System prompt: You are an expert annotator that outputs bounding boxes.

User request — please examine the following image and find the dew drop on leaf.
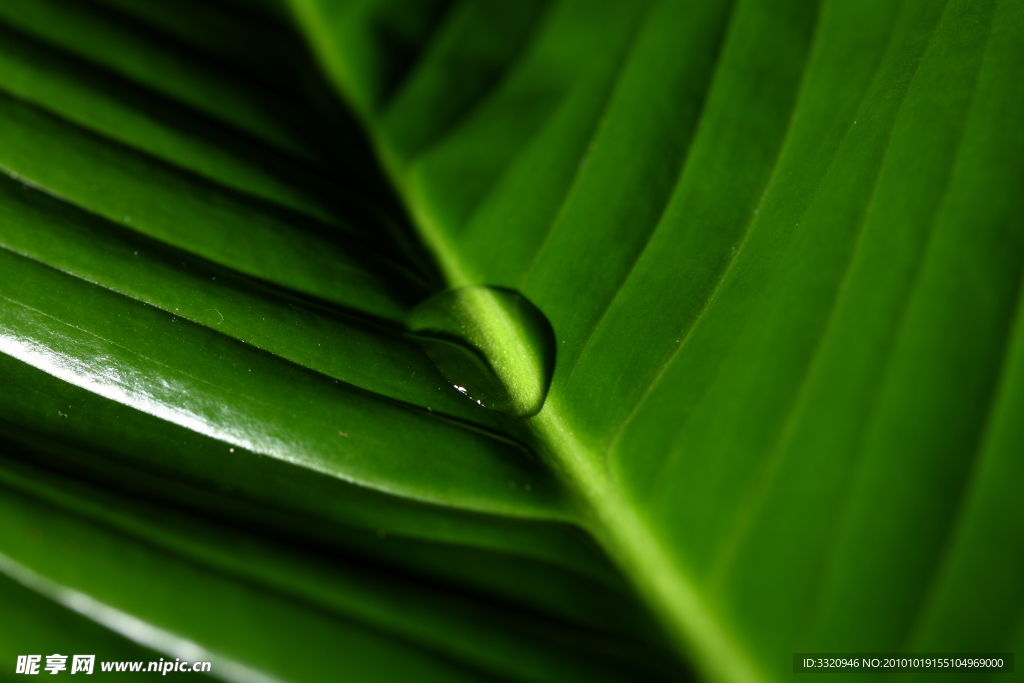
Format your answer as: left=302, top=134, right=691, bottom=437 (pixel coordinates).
left=407, top=286, right=555, bottom=417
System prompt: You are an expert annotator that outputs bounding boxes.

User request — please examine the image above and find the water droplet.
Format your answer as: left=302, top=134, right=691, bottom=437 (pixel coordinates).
left=407, top=287, right=555, bottom=417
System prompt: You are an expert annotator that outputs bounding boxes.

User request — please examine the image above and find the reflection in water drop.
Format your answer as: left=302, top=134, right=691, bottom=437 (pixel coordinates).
left=407, top=287, right=555, bottom=417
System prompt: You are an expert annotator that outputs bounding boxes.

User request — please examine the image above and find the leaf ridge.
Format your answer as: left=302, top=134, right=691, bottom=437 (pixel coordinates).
left=511, top=0, right=661, bottom=288
left=555, top=0, right=741, bottom=386
left=802, top=8, right=1002, bottom=642
left=380, top=0, right=554, bottom=162
left=889, top=5, right=1016, bottom=652
left=604, top=0, right=827, bottom=468
left=431, top=0, right=658, bottom=287
left=0, top=262, right=561, bottom=521
left=0, top=238, right=507, bottom=437
left=0, top=549, right=286, bottom=683
left=0, top=23, right=345, bottom=224
left=900, top=273, right=1024, bottom=655
left=705, top=0, right=954, bottom=585
left=0, top=3, right=315, bottom=160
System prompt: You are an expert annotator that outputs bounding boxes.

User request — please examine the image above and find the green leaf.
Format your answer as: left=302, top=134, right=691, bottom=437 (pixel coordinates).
left=2, top=0, right=1024, bottom=681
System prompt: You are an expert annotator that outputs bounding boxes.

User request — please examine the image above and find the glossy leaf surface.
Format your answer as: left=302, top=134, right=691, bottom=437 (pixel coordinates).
left=2, top=0, right=1023, bottom=682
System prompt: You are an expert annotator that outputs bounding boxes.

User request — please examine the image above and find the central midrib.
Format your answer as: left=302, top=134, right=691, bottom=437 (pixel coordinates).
left=388, top=161, right=765, bottom=683
left=532, top=401, right=763, bottom=683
